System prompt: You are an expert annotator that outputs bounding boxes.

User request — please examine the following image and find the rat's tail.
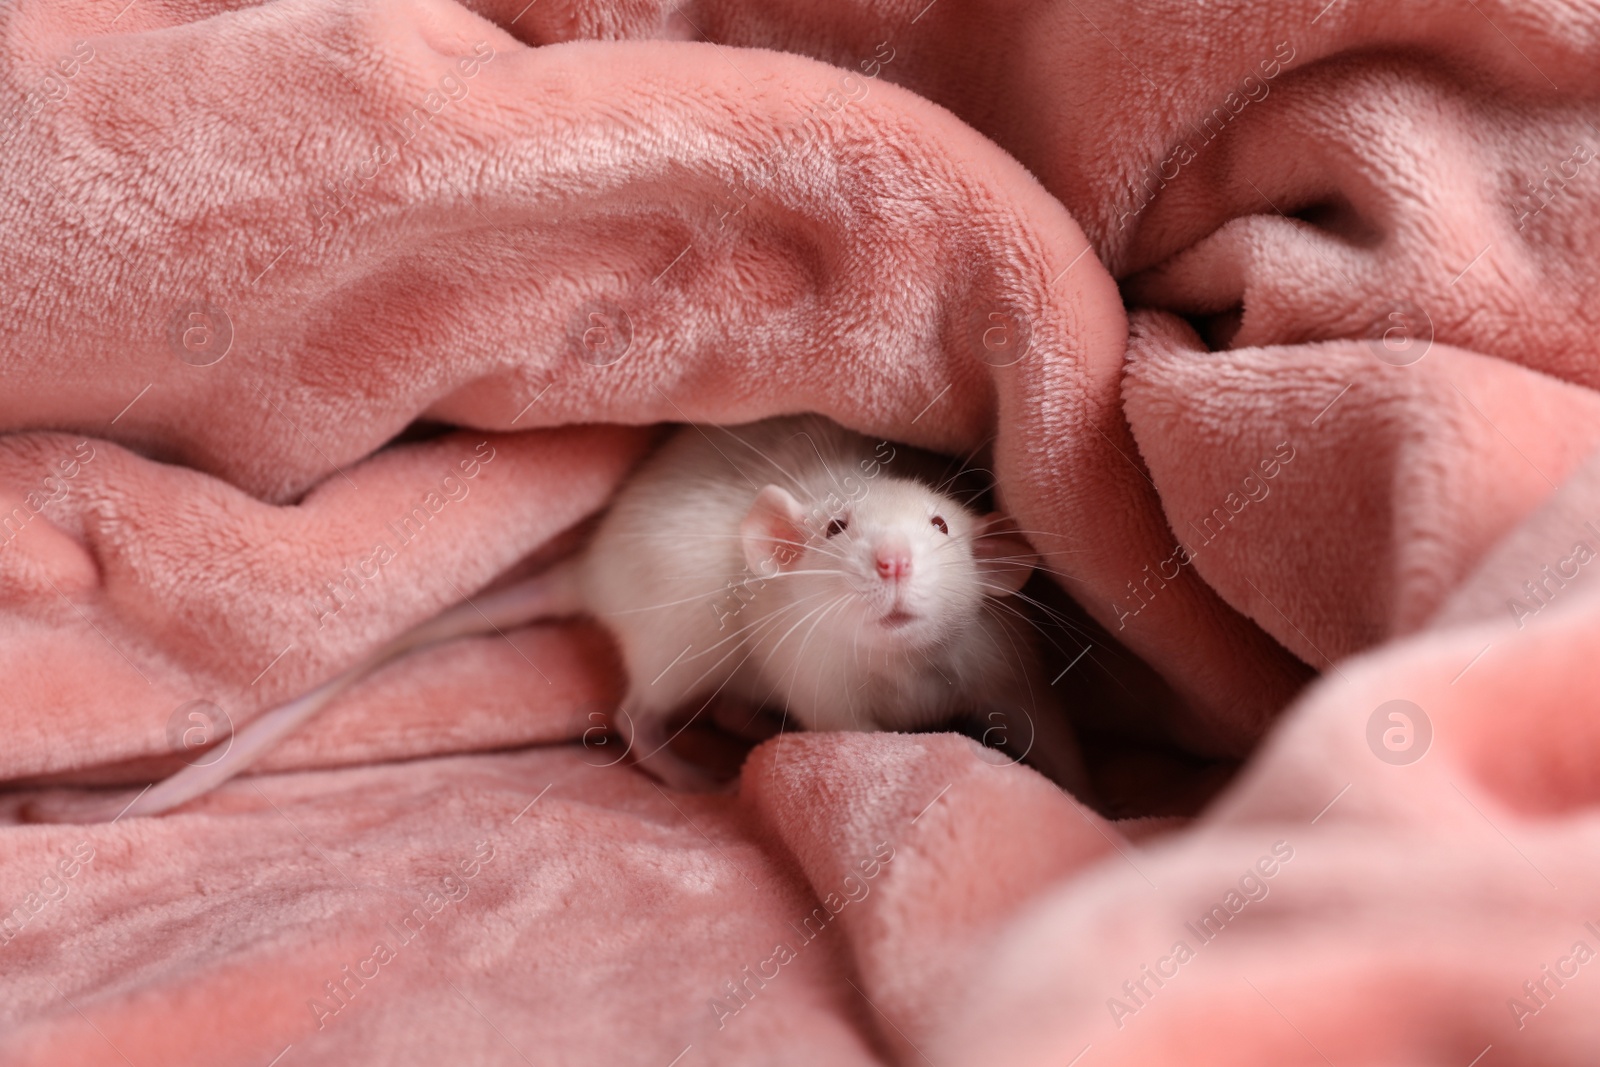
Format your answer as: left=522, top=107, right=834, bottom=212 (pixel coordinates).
left=25, top=562, right=586, bottom=824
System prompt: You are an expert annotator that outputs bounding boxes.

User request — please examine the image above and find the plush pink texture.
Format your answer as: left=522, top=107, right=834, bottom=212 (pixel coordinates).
left=2, top=0, right=1599, bottom=1063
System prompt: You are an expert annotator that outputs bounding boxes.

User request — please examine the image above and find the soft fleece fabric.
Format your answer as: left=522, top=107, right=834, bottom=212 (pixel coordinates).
left=2, top=0, right=1599, bottom=1063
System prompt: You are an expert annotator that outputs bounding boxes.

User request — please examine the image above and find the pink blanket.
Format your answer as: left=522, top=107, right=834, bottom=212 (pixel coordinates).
left=4, top=0, right=1600, bottom=1061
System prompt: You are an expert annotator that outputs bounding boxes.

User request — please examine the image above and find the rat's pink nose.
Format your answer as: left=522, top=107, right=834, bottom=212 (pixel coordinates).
left=875, top=547, right=912, bottom=580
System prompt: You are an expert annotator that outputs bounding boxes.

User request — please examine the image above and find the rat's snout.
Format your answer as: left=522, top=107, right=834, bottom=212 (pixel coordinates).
left=873, top=537, right=913, bottom=582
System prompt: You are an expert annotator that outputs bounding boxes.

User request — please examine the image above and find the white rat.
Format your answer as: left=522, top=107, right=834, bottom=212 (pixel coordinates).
left=40, top=415, right=1088, bottom=821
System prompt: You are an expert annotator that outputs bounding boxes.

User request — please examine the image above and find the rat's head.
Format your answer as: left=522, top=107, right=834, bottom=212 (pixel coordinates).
left=738, top=475, right=1037, bottom=650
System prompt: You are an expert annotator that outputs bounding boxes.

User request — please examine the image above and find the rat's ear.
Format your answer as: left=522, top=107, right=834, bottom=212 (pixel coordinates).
left=973, top=513, right=1037, bottom=596
left=741, top=485, right=809, bottom=575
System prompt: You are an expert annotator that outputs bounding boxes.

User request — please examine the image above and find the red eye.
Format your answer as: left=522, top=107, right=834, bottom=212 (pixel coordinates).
left=826, top=518, right=848, bottom=537
left=931, top=515, right=948, bottom=534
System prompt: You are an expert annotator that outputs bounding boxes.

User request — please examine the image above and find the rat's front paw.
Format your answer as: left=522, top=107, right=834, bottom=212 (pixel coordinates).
left=634, top=750, right=735, bottom=793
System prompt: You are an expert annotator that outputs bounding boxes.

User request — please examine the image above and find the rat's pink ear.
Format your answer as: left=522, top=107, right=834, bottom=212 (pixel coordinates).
left=741, top=485, right=808, bottom=575
left=973, top=513, right=1037, bottom=596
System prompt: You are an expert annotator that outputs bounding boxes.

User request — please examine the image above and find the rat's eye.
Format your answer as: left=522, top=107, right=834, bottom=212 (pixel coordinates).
left=826, top=518, right=848, bottom=537
left=930, top=515, right=948, bottom=534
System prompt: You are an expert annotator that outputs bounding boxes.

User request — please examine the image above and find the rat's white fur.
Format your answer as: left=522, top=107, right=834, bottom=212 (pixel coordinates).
left=582, top=415, right=1082, bottom=790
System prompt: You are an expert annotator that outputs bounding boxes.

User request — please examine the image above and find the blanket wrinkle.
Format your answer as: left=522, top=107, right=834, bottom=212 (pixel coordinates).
left=0, top=424, right=651, bottom=781
left=739, top=732, right=1118, bottom=1058
left=1123, top=312, right=1600, bottom=665
left=2, top=0, right=1600, bottom=1063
